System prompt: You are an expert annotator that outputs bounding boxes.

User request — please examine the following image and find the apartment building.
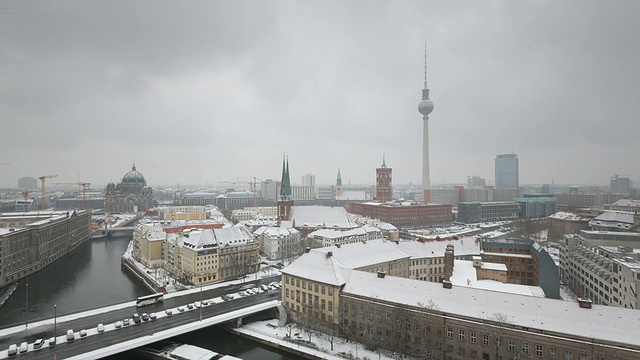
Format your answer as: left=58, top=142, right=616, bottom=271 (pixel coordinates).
left=307, top=226, right=383, bottom=248
left=253, top=227, right=301, bottom=261
left=559, top=233, right=640, bottom=309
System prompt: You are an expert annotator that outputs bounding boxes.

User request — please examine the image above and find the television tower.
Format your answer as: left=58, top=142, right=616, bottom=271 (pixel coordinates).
left=417, top=44, right=434, bottom=202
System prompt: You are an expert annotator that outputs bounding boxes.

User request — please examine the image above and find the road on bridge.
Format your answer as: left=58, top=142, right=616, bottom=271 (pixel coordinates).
left=0, top=277, right=281, bottom=359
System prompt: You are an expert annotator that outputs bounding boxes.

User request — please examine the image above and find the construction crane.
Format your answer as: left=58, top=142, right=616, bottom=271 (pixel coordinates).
left=38, top=175, right=58, bottom=210
left=220, top=177, right=263, bottom=207
left=56, top=182, right=92, bottom=209
left=20, top=190, right=38, bottom=212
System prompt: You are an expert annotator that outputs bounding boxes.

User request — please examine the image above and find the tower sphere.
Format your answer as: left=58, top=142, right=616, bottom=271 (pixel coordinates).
left=418, top=99, right=434, bottom=115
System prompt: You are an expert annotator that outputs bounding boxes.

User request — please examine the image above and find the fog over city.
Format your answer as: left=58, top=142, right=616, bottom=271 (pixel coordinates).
left=1, top=1, right=639, bottom=188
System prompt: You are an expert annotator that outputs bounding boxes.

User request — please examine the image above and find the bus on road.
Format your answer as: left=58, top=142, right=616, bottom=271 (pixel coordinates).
left=136, top=293, right=164, bottom=307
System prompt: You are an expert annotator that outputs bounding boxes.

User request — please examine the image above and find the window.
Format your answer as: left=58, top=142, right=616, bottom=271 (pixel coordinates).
left=296, top=279, right=300, bottom=287
left=482, top=334, right=489, bottom=346
left=550, top=347, right=558, bottom=360
left=470, top=331, right=477, bottom=344
left=286, top=276, right=289, bottom=284
left=302, top=281, right=306, bottom=289
left=565, top=350, right=573, bottom=360
left=285, top=289, right=289, bottom=297
left=315, top=284, right=319, bottom=292
left=579, top=352, right=588, bottom=360
left=508, top=340, right=515, bottom=351
left=536, top=344, right=543, bottom=357
left=447, top=327, right=453, bottom=338
left=459, top=329, right=465, bottom=341
left=470, top=349, right=477, bottom=358
left=321, top=299, right=325, bottom=309
left=321, top=286, right=326, bottom=294
left=328, top=301, right=333, bottom=311
left=328, top=287, right=333, bottom=296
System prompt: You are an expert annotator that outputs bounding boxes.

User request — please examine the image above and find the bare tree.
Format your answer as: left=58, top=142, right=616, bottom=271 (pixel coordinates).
left=415, top=300, right=443, bottom=360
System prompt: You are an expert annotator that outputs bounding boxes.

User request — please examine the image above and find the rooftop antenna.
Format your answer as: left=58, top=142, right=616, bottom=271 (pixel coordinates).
left=424, top=39, right=428, bottom=89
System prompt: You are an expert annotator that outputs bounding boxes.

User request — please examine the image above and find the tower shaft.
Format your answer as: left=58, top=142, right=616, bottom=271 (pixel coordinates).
left=422, top=114, right=430, bottom=192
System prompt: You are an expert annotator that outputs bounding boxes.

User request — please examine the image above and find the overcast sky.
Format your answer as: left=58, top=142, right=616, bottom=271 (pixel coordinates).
left=1, top=1, right=639, bottom=189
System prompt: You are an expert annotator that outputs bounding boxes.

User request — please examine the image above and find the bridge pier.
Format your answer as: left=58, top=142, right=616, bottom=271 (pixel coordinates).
left=236, top=317, right=244, bottom=328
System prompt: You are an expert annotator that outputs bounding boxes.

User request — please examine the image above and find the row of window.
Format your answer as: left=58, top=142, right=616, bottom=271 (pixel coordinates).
left=285, top=276, right=333, bottom=296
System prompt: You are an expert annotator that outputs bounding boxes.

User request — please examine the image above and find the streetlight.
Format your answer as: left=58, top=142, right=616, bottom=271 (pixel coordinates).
left=54, top=305, right=57, bottom=339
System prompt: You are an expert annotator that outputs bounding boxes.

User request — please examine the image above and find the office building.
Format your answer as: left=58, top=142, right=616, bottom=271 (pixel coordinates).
left=457, top=202, right=520, bottom=224
left=610, top=174, right=631, bottom=194
left=495, top=153, right=519, bottom=189
left=547, top=212, right=590, bottom=242
left=467, top=176, right=486, bottom=187
left=17, top=176, right=37, bottom=190
left=301, top=173, right=316, bottom=188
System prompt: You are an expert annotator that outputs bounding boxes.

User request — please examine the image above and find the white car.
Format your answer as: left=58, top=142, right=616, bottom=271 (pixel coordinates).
left=33, top=339, right=44, bottom=350
left=115, top=321, right=123, bottom=329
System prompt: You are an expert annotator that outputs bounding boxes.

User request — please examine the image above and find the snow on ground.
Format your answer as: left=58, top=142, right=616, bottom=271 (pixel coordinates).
left=237, top=319, right=403, bottom=360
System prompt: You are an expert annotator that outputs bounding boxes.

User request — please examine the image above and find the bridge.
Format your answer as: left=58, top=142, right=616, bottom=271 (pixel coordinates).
left=0, top=277, right=282, bottom=359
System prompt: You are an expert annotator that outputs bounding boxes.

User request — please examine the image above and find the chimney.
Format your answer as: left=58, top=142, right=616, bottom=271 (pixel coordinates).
left=327, top=251, right=333, bottom=257
left=377, top=270, right=386, bottom=278
left=442, top=280, right=452, bottom=289
left=444, top=244, right=454, bottom=281
left=578, top=298, right=592, bottom=309
left=305, top=247, right=311, bottom=253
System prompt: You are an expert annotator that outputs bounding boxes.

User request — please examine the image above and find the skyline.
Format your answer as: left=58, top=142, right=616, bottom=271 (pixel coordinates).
left=2, top=1, right=640, bottom=188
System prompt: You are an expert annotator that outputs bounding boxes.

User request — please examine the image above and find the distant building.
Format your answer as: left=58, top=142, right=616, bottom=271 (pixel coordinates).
left=547, top=211, right=590, bottom=242
left=607, top=199, right=640, bottom=213
left=18, top=176, right=37, bottom=190
left=291, top=185, right=315, bottom=201
left=157, top=206, right=208, bottom=221
left=108, top=163, right=154, bottom=213
left=492, top=187, right=523, bottom=202
left=495, top=153, right=519, bottom=189
left=541, top=183, right=551, bottom=194
left=430, top=188, right=461, bottom=206
left=301, top=173, right=316, bottom=188
left=348, top=201, right=452, bottom=228
left=316, top=186, right=334, bottom=200
left=375, top=157, right=392, bottom=203
left=457, top=201, right=520, bottom=224
left=180, top=192, right=217, bottom=206
left=260, top=179, right=280, bottom=202
left=610, top=174, right=631, bottom=194
left=215, top=191, right=256, bottom=210
left=589, top=211, right=640, bottom=232
left=515, top=197, right=557, bottom=218
left=555, top=192, right=626, bottom=209
left=307, top=226, right=383, bottom=248
left=467, top=175, right=486, bottom=187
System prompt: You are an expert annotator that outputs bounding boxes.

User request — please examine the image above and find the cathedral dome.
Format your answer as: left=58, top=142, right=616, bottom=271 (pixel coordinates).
left=106, top=181, right=116, bottom=190
left=121, top=164, right=146, bottom=185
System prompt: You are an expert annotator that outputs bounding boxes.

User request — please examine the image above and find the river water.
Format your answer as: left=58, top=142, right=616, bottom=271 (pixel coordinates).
left=0, top=233, right=299, bottom=359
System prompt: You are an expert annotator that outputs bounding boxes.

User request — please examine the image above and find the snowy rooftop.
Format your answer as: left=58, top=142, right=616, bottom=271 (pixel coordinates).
left=396, top=237, right=481, bottom=259
left=289, top=206, right=358, bottom=228
left=548, top=211, right=588, bottom=221
left=170, top=344, right=218, bottom=360
left=254, top=226, right=300, bottom=238
left=0, top=228, right=26, bottom=235
left=308, top=226, right=381, bottom=240
left=611, top=199, right=640, bottom=208
left=450, top=260, right=545, bottom=297
left=590, top=211, right=635, bottom=230
left=281, top=250, right=348, bottom=286
left=484, top=251, right=533, bottom=259
left=335, top=189, right=368, bottom=201
left=313, top=239, right=410, bottom=269
left=182, top=225, right=254, bottom=250
left=341, top=270, right=640, bottom=348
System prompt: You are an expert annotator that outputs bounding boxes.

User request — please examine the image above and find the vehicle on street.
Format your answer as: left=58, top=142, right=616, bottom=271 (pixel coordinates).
left=260, top=284, right=269, bottom=291
left=97, top=324, right=105, bottom=333
left=187, top=304, right=194, bottom=310
left=115, top=321, right=123, bottom=328
left=66, top=330, right=75, bottom=341
left=201, top=300, right=209, bottom=306
left=7, top=344, right=17, bottom=356
left=19, top=342, right=27, bottom=354
left=136, top=292, right=164, bottom=307
left=123, top=319, right=130, bottom=326
left=141, top=313, right=149, bottom=321
left=133, top=313, right=141, bottom=324
left=221, top=294, right=230, bottom=301
left=79, top=329, right=87, bottom=338
left=149, top=313, right=157, bottom=321
left=165, top=309, right=173, bottom=316
left=194, top=301, right=201, bottom=308
left=177, top=306, right=185, bottom=312
left=48, top=338, right=56, bottom=347
left=238, top=291, right=246, bottom=296
left=33, top=339, right=44, bottom=350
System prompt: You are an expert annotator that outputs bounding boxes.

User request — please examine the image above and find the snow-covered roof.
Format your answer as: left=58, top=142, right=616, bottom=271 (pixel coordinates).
left=254, top=226, right=300, bottom=238
left=289, top=206, right=357, bottom=228
left=312, top=239, right=410, bottom=269
left=281, top=250, right=348, bottom=286
left=0, top=228, right=26, bottom=235
left=341, top=270, right=640, bottom=348
left=182, top=224, right=254, bottom=250
left=308, top=226, right=381, bottom=240
left=335, top=190, right=368, bottom=201
left=611, top=199, right=640, bottom=208
left=396, top=237, right=481, bottom=259
left=590, top=211, right=635, bottom=230
left=548, top=211, right=588, bottom=221
left=450, top=260, right=544, bottom=297
left=169, top=344, right=218, bottom=360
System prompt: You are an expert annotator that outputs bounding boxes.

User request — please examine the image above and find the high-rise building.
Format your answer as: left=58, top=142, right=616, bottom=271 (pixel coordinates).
left=495, top=153, right=519, bottom=189
left=610, top=174, right=631, bottom=194
left=418, top=46, right=434, bottom=202
left=18, top=176, right=38, bottom=190
left=375, top=157, right=392, bottom=203
left=301, top=173, right=315, bottom=188
left=467, top=176, right=486, bottom=187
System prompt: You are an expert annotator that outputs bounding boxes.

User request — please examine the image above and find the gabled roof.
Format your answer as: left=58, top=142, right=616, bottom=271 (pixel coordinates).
left=312, top=238, right=410, bottom=269
left=281, top=251, right=347, bottom=286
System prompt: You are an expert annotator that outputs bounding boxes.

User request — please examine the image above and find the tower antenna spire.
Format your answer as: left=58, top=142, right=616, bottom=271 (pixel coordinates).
left=424, top=40, right=428, bottom=89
